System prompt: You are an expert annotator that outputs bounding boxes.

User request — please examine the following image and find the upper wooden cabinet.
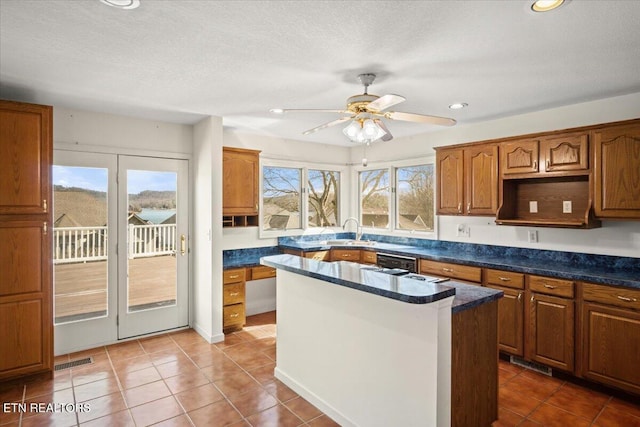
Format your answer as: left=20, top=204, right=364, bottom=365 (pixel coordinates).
left=436, top=143, right=498, bottom=216
left=593, top=122, right=640, bottom=219
left=223, top=147, right=261, bottom=226
left=501, top=132, right=589, bottom=177
left=0, top=100, right=52, bottom=215
left=0, top=100, right=53, bottom=382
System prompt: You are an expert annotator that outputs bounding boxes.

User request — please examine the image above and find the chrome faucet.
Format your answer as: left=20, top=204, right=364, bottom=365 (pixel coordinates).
left=342, top=217, right=362, bottom=241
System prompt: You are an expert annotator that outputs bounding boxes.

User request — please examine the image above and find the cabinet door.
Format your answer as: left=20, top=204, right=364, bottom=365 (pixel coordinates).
left=527, top=292, right=574, bottom=372
left=500, top=139, right=539, bottom=175
left=465, top=144, right=498, bottom=215
left=0, top=220, right=52, bottom=380
left=0, top=101, right=52, bottom=214
left=488, top=285, right=524, bottom=356
left=540, top=133, right=589, bottom=172
left=436, top=148, right=463, bottom=215
left=581, top=302, right=640, bottom=395
left=593, top=123, right=640, bottom=218
left=223, top=147, right=260, bottom=215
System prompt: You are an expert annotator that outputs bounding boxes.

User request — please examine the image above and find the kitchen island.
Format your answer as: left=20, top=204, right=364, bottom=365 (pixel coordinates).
left=261, top=254, right=503, bottom=427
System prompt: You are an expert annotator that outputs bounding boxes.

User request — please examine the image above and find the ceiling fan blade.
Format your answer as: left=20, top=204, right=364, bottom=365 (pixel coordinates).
left=302, top=117, right=353, bottom=135
left=374, top=119, right=393, bottom=142
left=366, top=94, right=406, bottom=112
left=385, top=111, right=456, bottom=126
left=271, top=108, right=350, bottom=114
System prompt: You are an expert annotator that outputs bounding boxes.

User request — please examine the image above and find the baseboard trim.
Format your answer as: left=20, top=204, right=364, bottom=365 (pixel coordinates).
left=274, top=367, right=354, bottom=427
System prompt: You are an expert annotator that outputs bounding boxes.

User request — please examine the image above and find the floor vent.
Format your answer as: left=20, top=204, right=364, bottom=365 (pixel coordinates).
left=509, top=356, right=552, bottom=376
left=54, top=357, right=93, bottom=371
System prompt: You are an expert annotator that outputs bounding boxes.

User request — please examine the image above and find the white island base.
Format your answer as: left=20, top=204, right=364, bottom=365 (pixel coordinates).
left=274, top=270, right=454, bottom=427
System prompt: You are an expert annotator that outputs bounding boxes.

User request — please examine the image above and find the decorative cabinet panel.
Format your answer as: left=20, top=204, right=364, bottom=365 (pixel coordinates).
left=540, top=133, right=589, bottom=172
left=581, top=283, right=640, bottom=395
left=436, top=144, right=498, bottom=216
left=0, top=101, right=51, bottom=215
left=500, top=138, right=540, bottom=175
left=436, top=148, right=463, bottom=215
left=526, top=289, right=575, bottom=373
left=485, top=269, right=525, bottom=356
left=0, top=99, right=53, bottom=382
left=593, top=122, right=640, bottom=219
left=223, top=147, right=261, bottom=226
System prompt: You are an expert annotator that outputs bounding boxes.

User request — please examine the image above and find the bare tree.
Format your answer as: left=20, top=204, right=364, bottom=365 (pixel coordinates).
left=308, top=170, right=338, bottom=226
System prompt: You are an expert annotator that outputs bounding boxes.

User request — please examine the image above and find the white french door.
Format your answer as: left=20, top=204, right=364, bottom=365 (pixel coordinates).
left=53, top=152, right=189, bottom=354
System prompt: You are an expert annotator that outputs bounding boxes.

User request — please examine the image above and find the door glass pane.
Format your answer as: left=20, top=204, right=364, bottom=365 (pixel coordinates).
left=308, top=170, right=339, bottom=227
left=127, top=170, right=177, bottom=312
left=53, top=166, right=108, bottom=324
left=360, top=169, right=390, bottom=229
left=396, top=165, right=435, bottom=231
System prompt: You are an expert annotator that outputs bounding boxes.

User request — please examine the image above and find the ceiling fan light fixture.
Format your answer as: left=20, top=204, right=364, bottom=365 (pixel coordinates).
left=343, top=119, right=386, bottom=144
left=449, top=102, right=468, bottom=110
left=531, top=0, right=565, bottom=12
left=99, top=0, right=141, bottom=9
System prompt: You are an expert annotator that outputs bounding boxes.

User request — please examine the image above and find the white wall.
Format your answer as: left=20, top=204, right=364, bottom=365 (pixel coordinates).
left=350, top=93, right=640, bottom=258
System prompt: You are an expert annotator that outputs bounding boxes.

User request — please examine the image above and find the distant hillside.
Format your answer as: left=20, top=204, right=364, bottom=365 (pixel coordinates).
left=128, top=190, right=176, bottom=211
left=54, top=186, right=176, bottom=212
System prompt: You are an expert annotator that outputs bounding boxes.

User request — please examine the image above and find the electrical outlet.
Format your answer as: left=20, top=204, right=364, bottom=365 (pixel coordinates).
left=528, top=230, right=538, bottom=243
left=529, top=201, right=538, bottom=213
left=456, top=224, right=470, bottom=238
left=563, top=200, right=572, bottom=213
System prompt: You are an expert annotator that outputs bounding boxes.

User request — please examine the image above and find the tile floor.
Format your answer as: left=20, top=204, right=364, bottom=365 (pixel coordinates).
left=0, top=311, right=638, bottom=427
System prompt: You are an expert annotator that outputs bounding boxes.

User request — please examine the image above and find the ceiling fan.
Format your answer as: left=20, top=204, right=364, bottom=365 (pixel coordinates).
left=270, top=73, right=456, bottom=144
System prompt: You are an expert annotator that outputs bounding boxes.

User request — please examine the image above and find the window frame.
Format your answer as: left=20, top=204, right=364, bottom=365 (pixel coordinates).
left=352, top=155, right=437, bottom=239
left=260, top=158, right=347, bottom=239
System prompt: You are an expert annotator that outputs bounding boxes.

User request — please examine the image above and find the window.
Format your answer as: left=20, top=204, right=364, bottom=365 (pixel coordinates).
left=262, top=166, right=302, bottom=230
left=358, top=161, right=435, bottom=234
left=308, top=169, right=340, bottom=227
left=359, top=169, right=390, bottom=229
left=396, top=165, right=434, bottom=231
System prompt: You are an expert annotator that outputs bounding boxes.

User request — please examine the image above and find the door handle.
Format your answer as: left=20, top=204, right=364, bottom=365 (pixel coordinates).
left=181, top=234, right=186, bottom=256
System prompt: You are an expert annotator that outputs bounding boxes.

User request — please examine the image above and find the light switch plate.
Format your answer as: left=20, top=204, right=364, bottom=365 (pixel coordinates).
left=563, top=200, right=572, bottom=213
left=529, top=201, right=538, bottom=213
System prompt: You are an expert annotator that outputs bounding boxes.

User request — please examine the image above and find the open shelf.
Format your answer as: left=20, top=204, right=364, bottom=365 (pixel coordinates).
left=496, top=176, right=601, bottom=229
left=223, top=215, right=259, bottom=227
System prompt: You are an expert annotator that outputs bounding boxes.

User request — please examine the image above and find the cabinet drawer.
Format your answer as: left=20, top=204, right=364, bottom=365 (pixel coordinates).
left=485, top=269, right=524, bottom=289
left=420, top=260, right=482, bottom=283
left=331, top=249, right=361, bottom=262
left=529, top=275, right=574, bottom=298
left=361, top=251, right=377, bottom=264
left=223, top=303, right=245, bottom=327
left=582, top=283, right=640, bottom=311
left=223, top=268, right=245, bottom=284
left=223, top=283, right=245, bottom=305
left=251, top=266, right=276, bottom=280
left=304, top=250, right=330, bottom=261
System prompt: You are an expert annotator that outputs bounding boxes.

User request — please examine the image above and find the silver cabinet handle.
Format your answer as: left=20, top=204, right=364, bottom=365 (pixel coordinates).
left=457, top=203, right=462, bottom=214
left=499, top=277, right=511, bottom=282
left=442, top=268, right=453, bottom=273
left=229, top=274, right=240, bottom=279
left=467, top=202, right=471, bottom=214
left=533, top=160, right=537, bottom=170
left=546, top=160, right=550, bottom=170
left=617, top=295, right=638, bottom=302
left=230, top=313, right=239, bottom=318
left=543, top=284, right=557, bottom=289
left=229, top=292, right=240, bottom=296
left=517, top=292, right=522, bottom=302
left=531, top=295, right=535, bottom=302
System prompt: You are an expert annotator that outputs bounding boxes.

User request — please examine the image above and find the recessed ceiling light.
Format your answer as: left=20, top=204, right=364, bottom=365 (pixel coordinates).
left=100, top=0, right=140, bottom=10
left=270, top=108, right=284, bottom=114
left=531, top=0, right=565, bottom=12
left=449, top=103, right=468, bottom=110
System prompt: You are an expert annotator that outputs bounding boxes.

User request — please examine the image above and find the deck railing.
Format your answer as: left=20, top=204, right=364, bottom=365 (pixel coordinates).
left=53, top=224, right=177, bottom=264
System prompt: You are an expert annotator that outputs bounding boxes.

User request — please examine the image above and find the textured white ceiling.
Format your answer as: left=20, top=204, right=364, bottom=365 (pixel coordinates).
left=1, top=0, right=640, bottom=146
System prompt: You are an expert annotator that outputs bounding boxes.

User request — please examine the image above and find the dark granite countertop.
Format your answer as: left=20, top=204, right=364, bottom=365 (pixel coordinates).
left=278, top=240, right=640, bottom=290
left=261, top=254, right=502, bottom=313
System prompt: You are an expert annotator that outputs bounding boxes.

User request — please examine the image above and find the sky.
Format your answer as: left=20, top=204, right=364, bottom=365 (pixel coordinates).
left=53, top=166, right=177, bottom=194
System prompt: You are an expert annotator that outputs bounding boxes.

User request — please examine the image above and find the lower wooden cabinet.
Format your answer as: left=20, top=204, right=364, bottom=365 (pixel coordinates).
left=488, top=286, right=524, bottom=356
left=223, top=268, right=246, bottom=332
left=330, top=249, right=361, bottom=262
left=526, top=292, right=574, bottom=372
left=580, top=283, right=640, bottom=395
